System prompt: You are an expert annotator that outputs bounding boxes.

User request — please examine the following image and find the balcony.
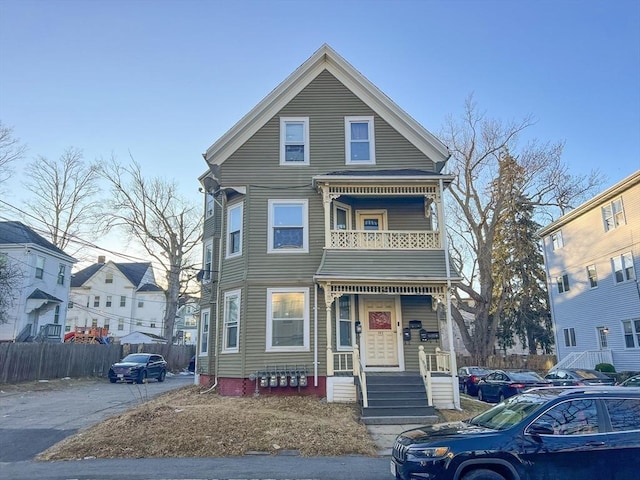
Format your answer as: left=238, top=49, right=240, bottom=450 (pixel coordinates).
left=329, top=230, right=441, bottom=250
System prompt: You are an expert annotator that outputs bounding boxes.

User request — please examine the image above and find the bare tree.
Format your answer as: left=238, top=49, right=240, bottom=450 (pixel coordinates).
left=23, top=147, right=100, bottom=252
left=0, top=121, right=27, bottom=192
left=441, top=97, right=603, bottom=363
left=0, top=253, right=23, bottom=325
left=99, top=158, right=202, bottom=343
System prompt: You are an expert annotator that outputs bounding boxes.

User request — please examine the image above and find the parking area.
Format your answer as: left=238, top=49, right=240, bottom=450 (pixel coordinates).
left=0, top=373, right=193, bottom=462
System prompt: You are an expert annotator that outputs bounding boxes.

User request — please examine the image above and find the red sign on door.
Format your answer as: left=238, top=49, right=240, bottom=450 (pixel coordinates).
left=369, top=311, right=391, bottom=330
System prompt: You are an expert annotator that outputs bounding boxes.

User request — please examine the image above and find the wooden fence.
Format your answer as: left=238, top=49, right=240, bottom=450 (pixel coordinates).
left=457, top=354, right=557, bottom=373
left=0, top=343, right=195, bottom=384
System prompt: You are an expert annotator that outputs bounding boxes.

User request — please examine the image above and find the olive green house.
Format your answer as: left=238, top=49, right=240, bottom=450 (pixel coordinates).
left=197, top=45, right=462, bottom=414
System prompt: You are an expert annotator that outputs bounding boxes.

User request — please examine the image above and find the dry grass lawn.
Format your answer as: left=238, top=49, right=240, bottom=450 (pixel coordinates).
left=36, top=385, right=491, bottom=461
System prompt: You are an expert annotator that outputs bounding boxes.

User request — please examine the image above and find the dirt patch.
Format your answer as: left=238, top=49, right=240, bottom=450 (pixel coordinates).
left=0, top=377, right=99, bottom=394
left=37, top=386, right=379, bottom=459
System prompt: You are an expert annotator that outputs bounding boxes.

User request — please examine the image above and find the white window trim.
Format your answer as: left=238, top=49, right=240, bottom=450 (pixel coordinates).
left=345, top=116, right=375, bottom=165
left=333, top=201, right=352, bottom=230
left=200, top=309, right=210, bottom=355
left=226, top=202, right=243, bottom=259
left=551, top=231, right=563, bottom=250
left=267, top=199, right=309, bottom=253
left=602, top=197, right=626, bottom=232
left=203, top=239, right=213, bottom=283
left=222, top=289, right=241, bottom=353
left=280, top=117, right=310, bottom=165
left=205, top=193, right=215, bottom=219
left=266, top=287, right=309, bottom=352
left=336, top=294, right=354, bottom=351
left=622, top=319, right=640, bottom=349
left=612, top=252, right=635, bottom=284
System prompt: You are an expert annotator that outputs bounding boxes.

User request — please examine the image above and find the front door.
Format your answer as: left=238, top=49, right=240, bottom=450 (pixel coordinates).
left=356, top=210, right=387, bottom=249
left=361, top=297, right=400, bottom=370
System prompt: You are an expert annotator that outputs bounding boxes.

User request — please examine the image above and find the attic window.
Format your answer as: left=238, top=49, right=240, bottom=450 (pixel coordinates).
left=105, top=273, right=113, bottom=284
left=345, top=116, right=375, bottom=164
left=280, top=117, right=309, bottom=165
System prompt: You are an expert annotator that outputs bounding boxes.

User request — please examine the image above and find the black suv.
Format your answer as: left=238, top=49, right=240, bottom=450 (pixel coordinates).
left=391, top=386, right=640, bottom=480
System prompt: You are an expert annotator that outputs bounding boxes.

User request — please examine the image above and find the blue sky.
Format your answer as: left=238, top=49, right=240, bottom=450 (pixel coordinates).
left=1, top=0, right=639, bottom=226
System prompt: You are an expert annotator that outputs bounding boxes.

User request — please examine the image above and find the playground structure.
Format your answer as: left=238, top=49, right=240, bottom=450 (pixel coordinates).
left=64, top=327, right=110, bottom=344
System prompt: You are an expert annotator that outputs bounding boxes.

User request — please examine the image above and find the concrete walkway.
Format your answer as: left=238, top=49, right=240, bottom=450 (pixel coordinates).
left=366, top=423, right=425, bottom=455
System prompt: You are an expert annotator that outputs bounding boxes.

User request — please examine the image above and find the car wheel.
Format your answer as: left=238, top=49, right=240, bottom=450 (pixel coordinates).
left=462, top=469, right=506, bottom=480
left=499, top=393, right=505, bottom=403
left=109, top=377, right=117, bottom=384
left=137, top=370, right=147, bottom=384
left=158, top=369, right=166, bottom=382
left=477, top=389, right=484, bottom=402
left=463, top=383, right=469, bottom=395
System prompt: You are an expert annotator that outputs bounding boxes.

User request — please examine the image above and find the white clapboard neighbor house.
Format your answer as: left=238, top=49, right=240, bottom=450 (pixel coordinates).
left=539, top=170, right=640, bottom=372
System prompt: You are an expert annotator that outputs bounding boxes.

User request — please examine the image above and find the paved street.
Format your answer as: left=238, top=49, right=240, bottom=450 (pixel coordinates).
left=0, top=375, right=394, bottom=480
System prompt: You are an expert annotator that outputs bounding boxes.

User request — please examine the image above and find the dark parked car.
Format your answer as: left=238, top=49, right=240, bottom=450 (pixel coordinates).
left=458, top=366, right=491, bottom=396
left=620, top=374, right=640, bottom=387
left=391, top=386, right=640, bottom=480
left=477, top=370, right=551, bottom=403
left=108, top=353, right=167, bottom=384
left=544, top=368, right=616, bottom=387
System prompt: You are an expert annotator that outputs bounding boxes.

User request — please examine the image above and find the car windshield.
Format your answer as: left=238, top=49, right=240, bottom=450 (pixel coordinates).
left=509, top=372, right=544, bottom=382
left=467, top=393, right=549, bottom=430
left=469, top=368, right=490, bottom=375
left=573, top=369, right=604, bottom=379
left=121, top=354, right=150, bottom=363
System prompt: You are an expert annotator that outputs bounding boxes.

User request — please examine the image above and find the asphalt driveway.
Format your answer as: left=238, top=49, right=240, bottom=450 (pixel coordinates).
left=0, top=373, right=193, bottom=462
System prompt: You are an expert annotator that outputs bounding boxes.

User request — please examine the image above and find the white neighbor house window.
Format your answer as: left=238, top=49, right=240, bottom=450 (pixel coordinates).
left=266, top=287, right=309, bottom=352
left=336, top=295, right=353, bottom=350
left=564, top=328, right=576, bottom=347
left=602, top=198, right=625, bottom=232
left=57, top=264, right=66, bottom=285
left=267, top=199, right=308, bottom=253
left=223, top=289, right=241, bottom=353
left=586, top=264, right=598, bottom=288
left=612, top=252, right=635, bottom=284
left=345, top=116, right=375, bottom=164
left=203, top=239, right=213, bottom=283
left=556, top=274, right=570, bottom=293
left=227, top=203, right=243, bottom=258
left=280, top=117, right=309, bottom=165
left=35, top=256, right=45, bottom=279
left=200, top=309, right=210, bottom=355
left=622, top=319, right=640, bottom=348
left=550, top=231, right=563, bottom=250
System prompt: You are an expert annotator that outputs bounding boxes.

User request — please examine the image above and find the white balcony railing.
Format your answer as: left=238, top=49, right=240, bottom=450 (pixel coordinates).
left=330, top=230, right=441, bottom=249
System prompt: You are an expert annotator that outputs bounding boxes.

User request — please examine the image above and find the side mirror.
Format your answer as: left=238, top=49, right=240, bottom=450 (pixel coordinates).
left=528, top=422, right=555, bottom=436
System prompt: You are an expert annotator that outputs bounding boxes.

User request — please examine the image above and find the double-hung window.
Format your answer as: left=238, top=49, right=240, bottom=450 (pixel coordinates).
left=602, top=198, right=625, bottom=231
left=280, top=117, right=309, bottom=165
left=223, top=289, right=241, bottom=353
left=266, top=288, right=309, bottom=351
left=94, top=296, right=100, bottom=307
left=227, top=203, right=243, bottom=258
left=106, top=296, right=112, bottom=307
left=622, top=319, right=640, bottom=348
left=35, top=256, right=45, bottom=279
left=118, top=318, right=124, bottom=331
left=564, top=327, right=576, bottom=347
left=200, top=309, right=210, bottom=355
left=53, top=305, right=60, bottom=324
left=612, top=252, right=635, bottom=284
left=268, top=199, right=308, bottom=253
left=203, top=239, right=213, bottom=282
left=57, top=264, right=65, bottom=285
left=336, top=295, right=353, bottom=350
left=205, top=193, right=215, bottom=219
left=105, top=273, right=113, bottom=284
left=345, top=116, right=375, bottom=164
left=551, top=231, right=563, bottom=250
left=586, top=264, right=598, bottom=288
left=120, top=295, right=126, bottom=307
left=556, top=274, right=570, bottom=293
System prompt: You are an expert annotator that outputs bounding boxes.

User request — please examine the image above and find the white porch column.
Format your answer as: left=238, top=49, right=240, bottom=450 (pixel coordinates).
left=321, top=185, right=332, bottom=248
left=440, top=178, right=461, bottom=409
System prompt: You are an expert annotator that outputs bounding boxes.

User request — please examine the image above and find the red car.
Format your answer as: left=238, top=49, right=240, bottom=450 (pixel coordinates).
left=458, top=366, right=491, bottom=396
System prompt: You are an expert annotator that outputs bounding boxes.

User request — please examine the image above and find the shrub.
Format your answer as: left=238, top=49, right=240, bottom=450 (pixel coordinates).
left=595, top=363, right=616, bottom=373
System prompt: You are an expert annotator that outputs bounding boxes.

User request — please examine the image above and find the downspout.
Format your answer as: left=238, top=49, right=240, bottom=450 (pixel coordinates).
left=201, top=190, right=225, bottom=393
left=540, top=237, right=560, bottom=364
left=440, top=178, right=461, bottom=410
left=314, top=283, right=318, bottom=387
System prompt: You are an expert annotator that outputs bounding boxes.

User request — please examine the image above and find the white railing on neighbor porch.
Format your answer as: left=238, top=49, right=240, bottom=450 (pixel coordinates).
left=418, top=346, right=452, bottom=406
left=553, top=350, right=614, bottom=370
left=353, top=345, right=368, bottom=408
left=330, top=230, right=440, bottom=249
left=332, top=351, right=354, bottom=374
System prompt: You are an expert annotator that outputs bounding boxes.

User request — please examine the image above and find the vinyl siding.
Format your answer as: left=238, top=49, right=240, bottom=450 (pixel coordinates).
left=400, top=296, right=439, bottom=371
left=543, top=174, right=640, bottom=371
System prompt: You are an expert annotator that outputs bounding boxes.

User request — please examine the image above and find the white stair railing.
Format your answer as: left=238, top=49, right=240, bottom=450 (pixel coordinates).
left=353, top=344, right=368, bottom=408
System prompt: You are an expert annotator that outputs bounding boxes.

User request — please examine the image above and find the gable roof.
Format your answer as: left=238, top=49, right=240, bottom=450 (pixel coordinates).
left=204, top=44, right=450, bottom=167
left=137, top=283, right=163, bottom=293
left=0, top=221, right=75, bottom=261
left=71, top=262, right=153, bottom=288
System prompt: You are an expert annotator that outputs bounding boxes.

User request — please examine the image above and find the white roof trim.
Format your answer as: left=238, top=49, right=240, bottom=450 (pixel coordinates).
left=537, top=170, right=640, bottom=236
left=204, top=44, right=450, bottom=166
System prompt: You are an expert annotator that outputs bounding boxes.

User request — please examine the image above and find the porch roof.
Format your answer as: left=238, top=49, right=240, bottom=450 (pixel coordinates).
left=314, top=250, right=461, bottom=282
